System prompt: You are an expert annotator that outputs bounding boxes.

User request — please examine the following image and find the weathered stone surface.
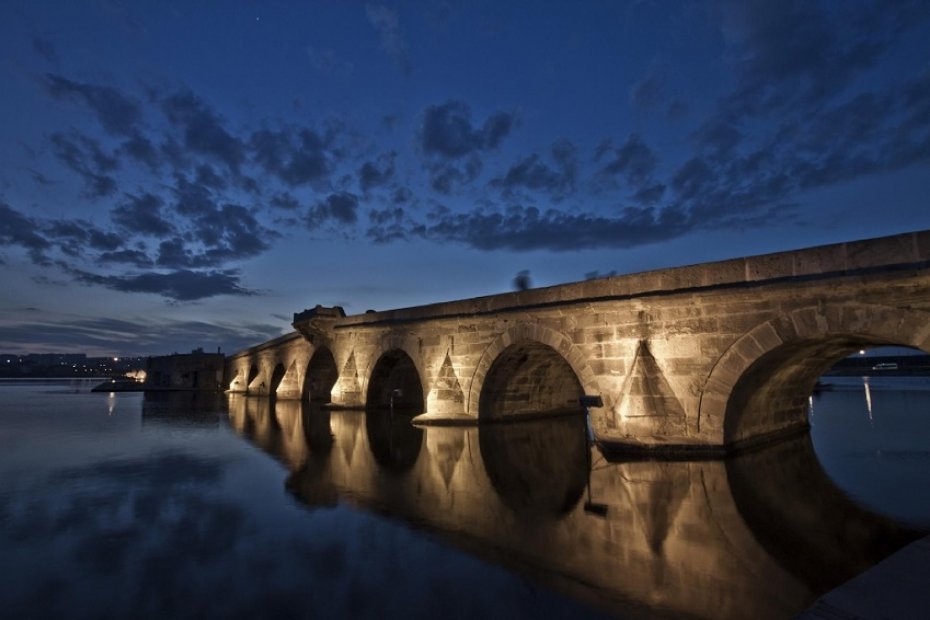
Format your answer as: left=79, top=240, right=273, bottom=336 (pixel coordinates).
left=746, top=252, right=793, bottom=281
left=916, top=230, right=930, bottom=260
left=231, top=229, right=930, bottom=451
left=847, top=234, right=918, bottom=269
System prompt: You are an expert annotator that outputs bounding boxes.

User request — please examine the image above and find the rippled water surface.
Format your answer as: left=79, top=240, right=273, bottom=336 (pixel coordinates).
left=0, top=378, right=927, bottom=619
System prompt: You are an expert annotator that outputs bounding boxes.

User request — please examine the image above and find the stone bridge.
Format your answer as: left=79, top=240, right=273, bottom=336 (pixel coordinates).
left=226, top=229, right=930, bottom=453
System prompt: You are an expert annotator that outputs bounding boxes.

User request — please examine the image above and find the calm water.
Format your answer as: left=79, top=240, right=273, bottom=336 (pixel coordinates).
left=0, top=378, right=927, bottom=619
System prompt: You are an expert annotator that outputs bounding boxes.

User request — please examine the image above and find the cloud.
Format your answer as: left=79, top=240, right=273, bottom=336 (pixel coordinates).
left=632, top=183, right=666, bottom=206
left=31, top=36, right=57, bottom=63
left=718, top=1, right=929, bottom=116
left=189, top=204, right=277, bottom=265
left=428, top=157, right=481, bottom=194
left=365, top=3, right=411, bottom=75
left=194, top=164, right=227, bottom=190
left=366, top=206, right=416, bottom=243
left=666, top=99, right=688, bottom=119
left=391, top=187, right=412, bottom=204
left=491, top=140, right=577, bottom=199
left=42, top=219, right=122, bottom=256
left=482, top=112, right=516, bottom=150
left=48, top=132, right=119, bottom=198
left=415, top=100, right=508, bottom=194
left=270, top=192, right=300, bottom=210
left=358, top=151, right=396, bottom=192
left=0, top=202, right=152, bottom=268
left=308, top=192, right=359, bottom=229
left=0, top=312, right=284, bottom=355
left=596, top=134, right=659, bottom=192
left=0, top=201, right=50, bottom=263
left=44, top=74, right=141, bottom=136
left=419, top=100, right=516, bottom=159
left=250, top=128, right=331, bottom=187
left=119, top=134, right=162, bottom=170
left=97, top=248, right=153, bottom=268
left=29, top=169, right=55, bottom=187
left=161, top=92, right=245, bottom=172
left=67, top=267, right=258, bottom=301
left=694, top=120, right=743, bottom=158
left=171, top=177, right=217, bottom=218
left=629, top=73, right=665, bottom=111
left=111, top=193, right=175, bottom=237
left=668, top=70, right=930, bottom=222
left=407, top=204, right=691, bottom=251
left=307, top=47, right=354, bottom=76
left=152, top=189, right=277, bottom=269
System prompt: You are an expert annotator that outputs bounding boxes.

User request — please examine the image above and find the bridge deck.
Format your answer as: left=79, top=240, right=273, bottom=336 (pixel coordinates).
left=335, top=230, right=930, bottom=327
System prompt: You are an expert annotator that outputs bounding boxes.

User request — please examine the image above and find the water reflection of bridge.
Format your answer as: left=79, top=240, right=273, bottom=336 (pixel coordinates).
left=227, top=395, right=919, bottom=619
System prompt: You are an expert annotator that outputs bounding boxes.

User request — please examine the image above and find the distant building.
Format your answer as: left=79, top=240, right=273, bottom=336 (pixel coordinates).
left=144, top=348, right=225, bottom=391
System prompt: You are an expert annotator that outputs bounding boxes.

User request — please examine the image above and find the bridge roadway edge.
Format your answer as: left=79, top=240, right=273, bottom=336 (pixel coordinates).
left=333, top=260, right=930, bottom=330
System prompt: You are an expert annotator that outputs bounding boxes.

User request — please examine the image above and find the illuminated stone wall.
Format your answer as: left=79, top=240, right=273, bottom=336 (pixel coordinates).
left=225, top=332, right=311, bottom=399
left=229, top=229, right=930, bottom=450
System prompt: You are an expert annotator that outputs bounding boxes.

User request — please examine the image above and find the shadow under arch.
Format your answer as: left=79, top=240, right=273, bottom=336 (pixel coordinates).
left=302, top=402, right=335, bottom=456
left=303, top=347, right=338, bottom=404
left=479, top=414, right=589, bottom=519
left=698, top=304, right=930, bottom=446
left=246, top=363, right=259, bottom=394
left=366, top=349, right=425, bottom=412
left=726, top=434, right=924, bottom=594
left=479, top=341, right=585, bottom=421
left=467, top=324, right=597, bottom=417
left=268, top=362, right=287, bottom=400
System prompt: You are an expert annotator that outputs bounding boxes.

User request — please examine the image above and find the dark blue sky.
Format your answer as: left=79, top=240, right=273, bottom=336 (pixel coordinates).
left=1, top=1, right=929, bottom=355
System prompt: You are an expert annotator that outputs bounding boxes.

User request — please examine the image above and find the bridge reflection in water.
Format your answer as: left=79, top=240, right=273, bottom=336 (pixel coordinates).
left=227, top=394, right=920, bottom=619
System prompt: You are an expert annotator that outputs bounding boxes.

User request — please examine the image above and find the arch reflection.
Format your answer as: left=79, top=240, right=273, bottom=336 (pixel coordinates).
left=365, top=405, right=424, bottom=473
left=479, top=414, right=588, bottom=518
left=726, top=434, right=922, bottom=594
left=302, top=403, right=334, bottom=455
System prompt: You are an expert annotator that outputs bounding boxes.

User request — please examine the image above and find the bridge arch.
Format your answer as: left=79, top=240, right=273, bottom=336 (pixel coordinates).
left=365, top=348, right=426, bottom=413
left=699, top=303, right=930, bottom=446
left=468, top=323, right=599, bottom=420
left=246, top=363, right=260, bottom=394
left=303, top=347, right=338, bottom=404
left=269, top=362, right=287, bottom=399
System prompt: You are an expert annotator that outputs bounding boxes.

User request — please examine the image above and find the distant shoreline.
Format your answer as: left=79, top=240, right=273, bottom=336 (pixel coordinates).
left=824, top=354, right=930, bottom=377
